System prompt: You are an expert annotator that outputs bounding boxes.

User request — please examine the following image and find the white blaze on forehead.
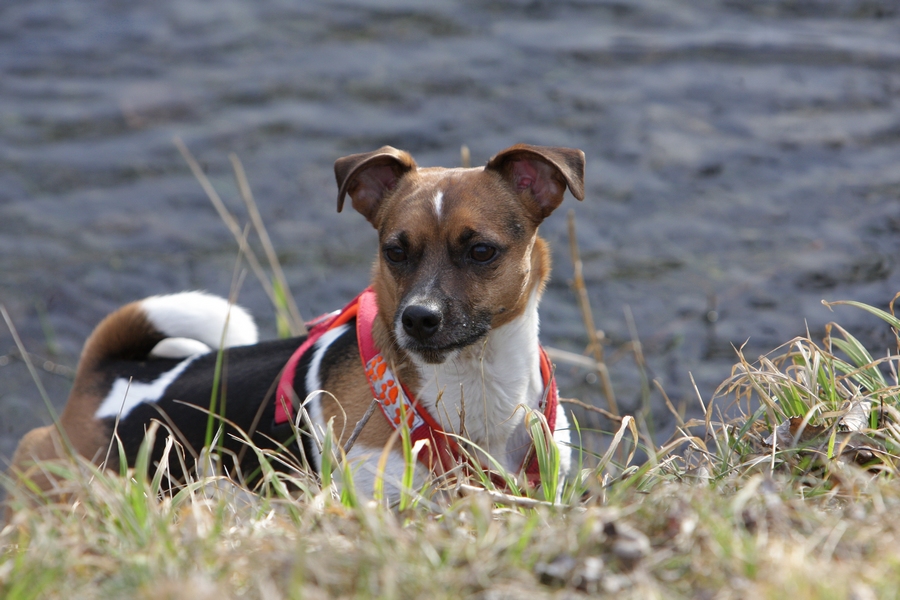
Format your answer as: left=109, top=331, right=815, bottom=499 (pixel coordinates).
left=432, top=190, right=444, bottom=219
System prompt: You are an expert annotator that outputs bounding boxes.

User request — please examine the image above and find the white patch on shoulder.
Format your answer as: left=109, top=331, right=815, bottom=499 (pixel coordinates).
left=95, top=355, right=200, bottom=419
left=432, top=190, right=443, bottom=219
left=302, top=323, right=351, bottom=472
left=150, top=337, right=212, bottom=358
left=141, top=292, right=258, bottom=349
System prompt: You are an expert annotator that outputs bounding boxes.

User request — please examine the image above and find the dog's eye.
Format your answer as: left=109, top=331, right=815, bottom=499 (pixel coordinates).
left=469, top=243, right=497, bottom=264
left=384, top=246, right=408, bottom=264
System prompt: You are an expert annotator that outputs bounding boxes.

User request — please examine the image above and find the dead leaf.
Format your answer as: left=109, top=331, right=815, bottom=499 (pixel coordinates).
left=838, top=399, right=872, bottom=432
left=763, top=415, right=886, bottom=468
left=764, top=417, right=826, bottom=448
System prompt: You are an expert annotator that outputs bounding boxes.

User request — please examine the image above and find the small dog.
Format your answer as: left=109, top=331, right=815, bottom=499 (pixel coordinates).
left=8, top=143, right=585, bottom=499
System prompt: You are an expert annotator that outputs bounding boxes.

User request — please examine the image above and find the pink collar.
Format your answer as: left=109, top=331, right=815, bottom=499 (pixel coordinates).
left=276, top=287, right=559, bottom=485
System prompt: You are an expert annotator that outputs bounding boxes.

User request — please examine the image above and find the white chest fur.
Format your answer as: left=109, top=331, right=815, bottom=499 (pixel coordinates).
left=411, top=290, right=546, bottom=472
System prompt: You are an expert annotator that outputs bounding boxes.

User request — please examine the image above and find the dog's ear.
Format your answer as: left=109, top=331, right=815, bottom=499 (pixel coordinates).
left=335, top=146, right=417, bottom=224
left=486, top=144, right=585, bottom=220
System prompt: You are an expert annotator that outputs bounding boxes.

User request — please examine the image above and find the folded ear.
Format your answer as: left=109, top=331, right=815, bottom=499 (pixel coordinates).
left=486, top=144, right=585, bottom=220
left=334, top=146, right=417, bottom=225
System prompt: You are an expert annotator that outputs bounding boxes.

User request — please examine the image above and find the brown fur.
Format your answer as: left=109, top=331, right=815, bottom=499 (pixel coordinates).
left=8, top=303, right=160, bottom=485
left=318, top=334, right=395, bottom=451
left=56, top=303, right=163, bottom=465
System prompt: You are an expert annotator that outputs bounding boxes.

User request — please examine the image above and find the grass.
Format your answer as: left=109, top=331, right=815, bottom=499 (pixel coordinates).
left=4, top=388, right=900, bottom=599
left=3, top=146, right=900, bottom=598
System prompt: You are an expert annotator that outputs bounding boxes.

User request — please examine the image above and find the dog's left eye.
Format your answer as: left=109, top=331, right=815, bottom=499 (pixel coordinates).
left=384, top=246, right=408, bottom=263
left=468, top=244, right=497, bottom=264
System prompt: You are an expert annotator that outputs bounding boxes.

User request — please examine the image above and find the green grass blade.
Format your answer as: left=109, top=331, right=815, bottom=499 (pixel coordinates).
left=831, top=337, right=886, bottom=390
left=824, top=299, right=900, bottom=331
left=526, top=409, right=560, bottom=503
left=273, top=279, right=293, bottom=340
left=320, top=417, right=335, bottom=490
left=340, top=459, right=359, bottom=508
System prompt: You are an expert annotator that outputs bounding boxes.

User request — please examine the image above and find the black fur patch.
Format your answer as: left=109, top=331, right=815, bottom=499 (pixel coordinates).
left=104, top=335, right=318, bottom=486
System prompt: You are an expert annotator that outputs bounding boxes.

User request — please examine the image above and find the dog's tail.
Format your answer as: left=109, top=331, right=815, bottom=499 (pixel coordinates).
left=77, top=291, right=259, bottom=370
left=6, top=293, right=258, bottom=492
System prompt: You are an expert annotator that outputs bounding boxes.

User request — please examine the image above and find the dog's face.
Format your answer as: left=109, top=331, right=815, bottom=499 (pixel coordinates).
left=335, top=144, right=585, bottom=364
left=372, top=167, right=542, bottom=364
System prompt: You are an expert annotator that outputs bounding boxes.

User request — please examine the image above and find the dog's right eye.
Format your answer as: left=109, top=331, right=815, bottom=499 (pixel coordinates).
left=384, top=246, right=408, bottom=264
left=468, top=243, right=497, bottom=264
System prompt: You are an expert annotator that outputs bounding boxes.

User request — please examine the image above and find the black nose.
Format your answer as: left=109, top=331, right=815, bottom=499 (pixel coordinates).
left=401, top=304, right=442, bottom=342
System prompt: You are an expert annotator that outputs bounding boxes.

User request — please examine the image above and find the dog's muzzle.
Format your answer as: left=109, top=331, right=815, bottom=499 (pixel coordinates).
left=395, top=296, right=493, bottom=365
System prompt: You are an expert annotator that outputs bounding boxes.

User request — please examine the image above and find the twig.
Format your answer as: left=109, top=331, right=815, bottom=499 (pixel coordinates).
left=560, top=398, right=623, bottom=422
left=0, top=349, right=75, bottom=379
left=655, top=378, right=685, bottom=429
left=598, top=415, right=637, bottom=473
left=460, top=145, right=471, bottom=168
left=102, top=377, right=133, bottom=471
left=343, top=398, right=380, bottom=455
left=544, top=346, right=599, bottom=370
left=567, top=210, right=618, bottom=416
left=173, top=137, right=303, bottom=337
left=1, top=304, right=76, bottom=457
left=624, top=304, right=655, bottom=445
left=229, top=153, right=307, bottom=336
left=458, top=483, right=555, bottom=508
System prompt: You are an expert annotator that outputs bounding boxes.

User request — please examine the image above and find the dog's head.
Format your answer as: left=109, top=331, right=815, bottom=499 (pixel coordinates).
left=335, top=144, right=585, bottom=364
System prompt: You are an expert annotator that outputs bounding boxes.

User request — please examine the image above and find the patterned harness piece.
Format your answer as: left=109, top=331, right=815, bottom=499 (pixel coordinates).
left=275, top=288, right=559, bottom=485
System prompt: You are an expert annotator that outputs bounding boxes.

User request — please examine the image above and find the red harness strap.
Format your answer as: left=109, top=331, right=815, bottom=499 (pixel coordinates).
left=355, top=289, right=461, bottom=475
left=274, top=294, right=361, bottom=425
left=276, top=287, right=559, bottom=486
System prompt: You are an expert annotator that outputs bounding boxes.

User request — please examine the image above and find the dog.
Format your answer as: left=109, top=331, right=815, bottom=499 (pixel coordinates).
left=7, top=143, right=585, bottom=501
